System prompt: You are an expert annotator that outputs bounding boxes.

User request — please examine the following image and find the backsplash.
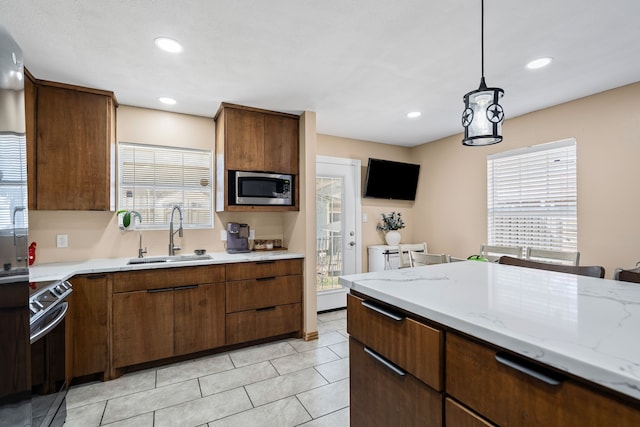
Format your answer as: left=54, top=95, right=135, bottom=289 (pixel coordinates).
left=28, top=210, right=288, bottom=264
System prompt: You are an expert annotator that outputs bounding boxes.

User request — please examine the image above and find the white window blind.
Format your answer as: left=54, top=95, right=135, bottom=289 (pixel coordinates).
left=118, top=142, right=213, bottom=229
left=0, top=133, right=28, bottom=230
left=487, top=139, right=577, bottom=253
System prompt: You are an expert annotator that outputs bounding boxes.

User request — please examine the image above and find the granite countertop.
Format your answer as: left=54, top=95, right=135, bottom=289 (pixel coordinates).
left=29, top=250, right=305, bottom=283
left=339, top=261, right=640, bottom=400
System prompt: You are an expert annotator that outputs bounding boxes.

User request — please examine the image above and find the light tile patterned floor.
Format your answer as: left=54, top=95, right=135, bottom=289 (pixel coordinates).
left=65, top=310, right=349, bottom=427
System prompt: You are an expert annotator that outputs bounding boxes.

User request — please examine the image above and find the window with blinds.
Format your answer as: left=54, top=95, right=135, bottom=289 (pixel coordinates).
left=118, top=142, right=213, bottom=229
left=487, top=138, right=577, bottom=253
left=0, top=133, right=28, bottom=230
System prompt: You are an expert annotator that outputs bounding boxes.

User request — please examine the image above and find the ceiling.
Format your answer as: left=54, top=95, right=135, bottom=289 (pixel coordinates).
left=1, top=0, right=640, bottom=147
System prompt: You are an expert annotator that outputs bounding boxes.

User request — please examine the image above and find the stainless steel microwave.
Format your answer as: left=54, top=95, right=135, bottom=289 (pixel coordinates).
left=229, top=171, right=294, bottom=206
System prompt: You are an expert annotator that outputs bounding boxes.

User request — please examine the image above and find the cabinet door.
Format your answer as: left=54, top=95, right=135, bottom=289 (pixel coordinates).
left=226, top=303, right=301, bottom=345
left=350, top=338, right=442, bottom=427
left=25, top=71, right=37, bottom=210
left=174, top=283, right=225, bottom=356
left=264, top=114, right=298, bottom=174
left=225, top=108, right=264, bottom=171
left=67, top=274, right=109, bottom=378
left=36, top=84, right=113, bottom=210
left=112, top=289, right=174, bottom=367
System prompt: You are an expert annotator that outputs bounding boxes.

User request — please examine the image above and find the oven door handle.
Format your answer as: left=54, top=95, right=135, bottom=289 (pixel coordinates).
left=30, top=301, right=68, bottom=344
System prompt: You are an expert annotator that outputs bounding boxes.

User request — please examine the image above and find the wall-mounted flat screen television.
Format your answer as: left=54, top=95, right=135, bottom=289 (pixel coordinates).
left=363, top=158, right=420, bottom=201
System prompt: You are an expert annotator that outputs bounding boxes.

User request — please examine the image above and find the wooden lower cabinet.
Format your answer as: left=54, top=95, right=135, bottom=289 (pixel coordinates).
left=112, top=288, right=174, bottom=367
left=225, top=259, right=303, bottom=345
left=350, top=338, right=442, bottom=427
left=174, top=283, right=225, bottom=355
left=67, top=274, right=109, bottom=378
left=446, top=332, right=640, bottom=426
left=226, top=303, right=301, bottom=345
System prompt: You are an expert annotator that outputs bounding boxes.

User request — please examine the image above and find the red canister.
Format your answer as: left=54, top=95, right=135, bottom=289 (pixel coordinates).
left=28, top=241, right=36, bottom=265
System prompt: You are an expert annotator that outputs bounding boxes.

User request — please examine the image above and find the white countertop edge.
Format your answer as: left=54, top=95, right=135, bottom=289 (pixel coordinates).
left=29, top=251, right=305, bottom=282
left=341, top=273, right=640, bottom=401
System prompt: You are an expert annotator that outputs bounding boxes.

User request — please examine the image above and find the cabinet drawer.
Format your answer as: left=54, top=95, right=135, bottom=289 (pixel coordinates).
left=445, top=398, right=496, bottom=427
left=226, top=303, right=301, bottom=345
left=225, top=259, right=302, bottom=281
left=350, top=338, right=442, bottom=427
left=446, top=333, right=640, bottom=426
left=347, top=293, right=442, bottom=390
left=113, top=265, right=225, bottom=292
left=226, top=275, right=302, bottom=313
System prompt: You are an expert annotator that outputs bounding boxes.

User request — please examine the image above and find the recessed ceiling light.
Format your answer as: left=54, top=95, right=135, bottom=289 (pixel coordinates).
left=154, top=37, right=183, bottom=53
left=407, top=111, right=421, bottom=118
left=526, top=57, right=552, bottom=70
left=159, top=97, right=176, bottom=105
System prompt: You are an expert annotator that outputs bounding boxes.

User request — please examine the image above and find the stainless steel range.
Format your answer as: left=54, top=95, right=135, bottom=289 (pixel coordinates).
left=29, top=280, right=72, bottom=344
left=29, top=280, right=72, bottom=427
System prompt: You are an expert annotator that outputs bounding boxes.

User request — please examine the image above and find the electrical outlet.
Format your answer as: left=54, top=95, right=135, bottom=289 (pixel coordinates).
left=221, top=230, right=227, bottom=241
left=56, top=234, right=68, bottom=248
left=249, top=229, right=256, bottom=240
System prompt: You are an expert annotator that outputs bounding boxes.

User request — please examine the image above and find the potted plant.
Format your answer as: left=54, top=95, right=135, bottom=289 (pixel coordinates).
left=116, top=209, right=142, bottom=230
left=376, top=211, right=405, bottom=245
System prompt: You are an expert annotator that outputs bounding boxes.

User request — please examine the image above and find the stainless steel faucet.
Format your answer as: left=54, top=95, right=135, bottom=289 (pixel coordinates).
left=169, top=205, right=183, bottom=256
left=138, top=231, right=147, bottom=258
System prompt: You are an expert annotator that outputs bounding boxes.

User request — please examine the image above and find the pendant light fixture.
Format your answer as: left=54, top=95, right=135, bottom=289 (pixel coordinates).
left=462, top=0, right=504, bottom=146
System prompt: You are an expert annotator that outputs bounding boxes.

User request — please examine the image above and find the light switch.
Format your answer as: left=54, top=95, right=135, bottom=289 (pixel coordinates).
left=56, top=234, right=68, bottom=248
left=363, top=213, right=368, bottom=223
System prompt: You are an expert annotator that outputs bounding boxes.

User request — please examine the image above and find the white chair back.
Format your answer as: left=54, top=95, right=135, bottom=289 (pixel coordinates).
left=398, top=243, right=427, bottom=268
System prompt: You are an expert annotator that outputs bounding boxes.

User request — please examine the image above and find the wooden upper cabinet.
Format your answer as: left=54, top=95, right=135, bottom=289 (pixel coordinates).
left=225, top=108, right=265, bottom=172
left=216, top=103, right=299, bottom=174
left=263, top=113, right=299, bottom=175
left=35, top=81, right=116, bottom=210
left=24, top=69, right=37, bottom=211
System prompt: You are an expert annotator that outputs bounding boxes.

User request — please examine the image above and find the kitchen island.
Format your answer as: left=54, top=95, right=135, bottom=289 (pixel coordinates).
left=340, top=261, right=640, bottom=426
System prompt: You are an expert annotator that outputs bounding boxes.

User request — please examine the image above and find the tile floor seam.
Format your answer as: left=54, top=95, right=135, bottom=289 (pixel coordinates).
left=293, top=394, right=313, bottom=424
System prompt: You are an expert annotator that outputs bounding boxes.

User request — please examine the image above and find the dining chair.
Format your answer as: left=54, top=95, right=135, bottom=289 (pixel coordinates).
left=614, top=264, right=640, bottom=284
left=409, top=251, right=448, bottom=267
left=498, top=256, right=604, bottom=278
left=480, top=244, right=523, bottom=262
left=398, top=243, right=428, bottom=268
left=526, top=248, right=580, bottom=266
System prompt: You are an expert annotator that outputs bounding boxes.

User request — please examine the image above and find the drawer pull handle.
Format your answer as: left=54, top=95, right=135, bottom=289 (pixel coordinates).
left=364, top=346, right=406, bottom=376
left=361, top=301, right=405, bottom=321
left=255, top=261, right=275, bottom=265
left=147, top=287, right=173, bottom=293
left=174, top=285, right=198, bottom=291
left=86, top=274, right=107, bottom=280
left=256, top=276, right=276, bottom=282
left=256, top=306, right=277, bottom=312
left=495, top=352, right=564, bottom=386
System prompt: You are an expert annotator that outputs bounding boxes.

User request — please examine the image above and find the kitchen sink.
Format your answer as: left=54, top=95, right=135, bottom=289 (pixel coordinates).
left=127, top=254, right=213, bottom=265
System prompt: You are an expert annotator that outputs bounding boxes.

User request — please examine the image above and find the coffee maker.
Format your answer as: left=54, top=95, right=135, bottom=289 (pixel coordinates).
left=226, top=222, right=250, bottom=253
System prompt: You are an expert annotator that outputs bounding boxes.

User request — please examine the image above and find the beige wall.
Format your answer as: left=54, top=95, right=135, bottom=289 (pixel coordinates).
left=410, top=81, right=640, bottom=277
left=317, top=134, right=420, bottom=271
left=29, top=105, right=288, bottom=263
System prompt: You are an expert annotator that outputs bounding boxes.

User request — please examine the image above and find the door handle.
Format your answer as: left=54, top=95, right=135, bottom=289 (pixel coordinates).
left=495, top=352, right=564, bottom=386
left=361, top=300, right=405, bottom=321
left=349, top=241, right=356, bottom=247
left=364, top=346, right=406, bottom=376
left=30, top=302, right=68, bottom=344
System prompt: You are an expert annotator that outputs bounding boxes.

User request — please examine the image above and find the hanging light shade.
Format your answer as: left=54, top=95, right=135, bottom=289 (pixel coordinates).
left=462, top=0, right=505, bottom=146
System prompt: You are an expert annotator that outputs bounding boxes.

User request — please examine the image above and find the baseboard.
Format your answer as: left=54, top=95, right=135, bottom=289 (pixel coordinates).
left=304, top=330, right=319, bottom=341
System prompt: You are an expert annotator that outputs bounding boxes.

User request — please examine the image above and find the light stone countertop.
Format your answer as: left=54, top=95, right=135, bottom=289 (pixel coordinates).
left=339, top=260, right=640, bottom=401
left=29, top=251, right=304, bottom=283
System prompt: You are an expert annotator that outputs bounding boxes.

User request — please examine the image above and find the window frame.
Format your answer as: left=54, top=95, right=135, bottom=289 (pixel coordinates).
left=487, top=138, right=577, bottom=253
left=117, top=141, right=213, bottom=230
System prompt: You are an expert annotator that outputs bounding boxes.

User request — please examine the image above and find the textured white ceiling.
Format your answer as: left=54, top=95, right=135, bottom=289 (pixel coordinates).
left=1, top=0, right=639, bottom=146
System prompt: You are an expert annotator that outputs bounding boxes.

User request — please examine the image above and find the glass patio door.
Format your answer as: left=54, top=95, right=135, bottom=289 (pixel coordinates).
left=316, top=156, right=361, bottom=311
